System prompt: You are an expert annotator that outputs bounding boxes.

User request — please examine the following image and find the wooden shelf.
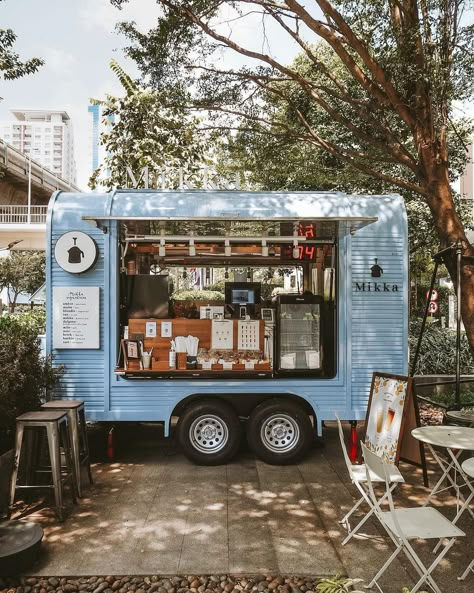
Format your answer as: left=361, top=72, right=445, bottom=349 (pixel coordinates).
left=115, top=368, right=273, bottom=379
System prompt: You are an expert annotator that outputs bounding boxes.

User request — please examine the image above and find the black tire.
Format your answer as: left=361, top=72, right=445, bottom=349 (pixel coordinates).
left=247, top=398, right=313, bottom=465
left=177, top=400, right=242, bottom=465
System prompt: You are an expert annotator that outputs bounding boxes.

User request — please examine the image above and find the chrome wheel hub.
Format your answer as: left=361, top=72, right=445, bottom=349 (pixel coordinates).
left=261, top=414, right=300, bottom=453
left=189, top=414, right=229, bottom=454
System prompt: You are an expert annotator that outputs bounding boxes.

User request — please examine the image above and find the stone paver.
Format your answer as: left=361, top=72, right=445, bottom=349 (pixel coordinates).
left=9, top=422, right=473, bottom=593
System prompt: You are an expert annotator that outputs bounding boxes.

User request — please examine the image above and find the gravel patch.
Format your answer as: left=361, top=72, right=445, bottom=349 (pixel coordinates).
left=0, top=575, right=327, bottom=593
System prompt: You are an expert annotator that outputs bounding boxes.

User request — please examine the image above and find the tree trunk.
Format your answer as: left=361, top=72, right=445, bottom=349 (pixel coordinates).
left=423, top=159, right=474, bottom=351
left=9, top=291, right=18, bottom=314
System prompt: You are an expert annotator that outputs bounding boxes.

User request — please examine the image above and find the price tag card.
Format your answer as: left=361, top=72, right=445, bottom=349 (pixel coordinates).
left=211, top=319, right=234, bottom=349
left=238, top=320, right=260, bottom=350
left=146, top=321, right=157, bottom=338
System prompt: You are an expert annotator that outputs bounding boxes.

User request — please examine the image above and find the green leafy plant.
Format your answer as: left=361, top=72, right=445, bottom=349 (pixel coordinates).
left=409, top=318, right=474, bottom=376
left=172, top=289, right=224, bottom=301
left=316, top=575, right=364, bottom=593
left=0, top=251, right=45, bottom=313
left=89, top=60, right=208, bottom=191
left=0, top=21, right=43, bottom=83
left=0, top=312, right=62, bottom=454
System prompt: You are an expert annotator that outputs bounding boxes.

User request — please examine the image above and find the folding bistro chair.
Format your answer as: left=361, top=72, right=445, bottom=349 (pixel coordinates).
left=336, top=415, right=404, bottom=545
left=361, top=442, right=465, bottom=593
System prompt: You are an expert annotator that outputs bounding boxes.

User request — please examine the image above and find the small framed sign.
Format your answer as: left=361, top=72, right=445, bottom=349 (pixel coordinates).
left=261, top=308, right=275, bottom=321
left=121, top=339, right=141, bottom=370
left=126, top=340, right=140, bottom=359
left=363, top=373, right=413, bottom=465
left=53, top=286, right=100, bottom=349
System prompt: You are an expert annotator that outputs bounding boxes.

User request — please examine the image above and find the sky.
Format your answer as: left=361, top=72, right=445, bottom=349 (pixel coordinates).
left=0, top=0, right=300, bottom=190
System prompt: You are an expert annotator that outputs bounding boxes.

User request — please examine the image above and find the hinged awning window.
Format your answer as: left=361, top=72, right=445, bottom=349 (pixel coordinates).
left=82, top=216, right=377, bottom=239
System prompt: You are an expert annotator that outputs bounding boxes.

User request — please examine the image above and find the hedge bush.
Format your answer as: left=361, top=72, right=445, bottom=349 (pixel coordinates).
left=0, top=311, right=62, bottom=454
left=409, top=318, right=474, bottom=376
left=172, top=289, right=224, bottom=301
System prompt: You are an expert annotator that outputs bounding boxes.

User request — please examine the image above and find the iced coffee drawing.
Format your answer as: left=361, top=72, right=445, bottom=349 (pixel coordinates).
left=385, top=407, right=396, bottom=431
left=376, top=409, right=384, bottom=433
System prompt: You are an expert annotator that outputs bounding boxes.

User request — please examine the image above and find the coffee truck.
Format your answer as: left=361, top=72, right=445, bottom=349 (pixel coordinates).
left=46, top=190, right=408, bottom=464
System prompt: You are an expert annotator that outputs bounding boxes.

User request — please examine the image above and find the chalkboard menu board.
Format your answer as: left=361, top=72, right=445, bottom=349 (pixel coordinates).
left=363, top=373, right=413, bottom=465
left=53, top=286, right=100, bottom=349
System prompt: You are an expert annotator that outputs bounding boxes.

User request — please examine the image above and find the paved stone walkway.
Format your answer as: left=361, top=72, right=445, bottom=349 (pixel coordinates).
left=11, top=423, right=474, bottom=593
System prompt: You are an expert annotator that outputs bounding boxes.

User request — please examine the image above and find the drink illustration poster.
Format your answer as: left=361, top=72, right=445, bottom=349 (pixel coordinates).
left=363, top=373, right=413, bottom=465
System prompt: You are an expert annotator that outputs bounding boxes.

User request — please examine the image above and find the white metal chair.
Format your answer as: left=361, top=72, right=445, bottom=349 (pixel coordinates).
left=457, top=457, right=474, bottom=581
left=361, top=442, right=465, bottom=593
left=336, top=415, right=404, bottom=545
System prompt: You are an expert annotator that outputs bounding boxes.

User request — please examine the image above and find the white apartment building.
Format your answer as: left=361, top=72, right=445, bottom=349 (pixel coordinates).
left=0, top=109, right=77, bottom=184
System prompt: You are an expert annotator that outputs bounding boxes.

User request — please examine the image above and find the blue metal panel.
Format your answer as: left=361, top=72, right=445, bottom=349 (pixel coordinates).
left=108, top=190, right=350, bottom=220
left=349, top=195, right=409, bottom=419
left=47, top=193, right=108, bottom=408
left=47, top=190, right=408, bottom=433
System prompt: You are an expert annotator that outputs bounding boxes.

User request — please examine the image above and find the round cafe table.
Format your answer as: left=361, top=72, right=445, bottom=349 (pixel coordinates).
left=458, top=457, right=474, bottom=581
left=411, top=426, right=474, bottom=516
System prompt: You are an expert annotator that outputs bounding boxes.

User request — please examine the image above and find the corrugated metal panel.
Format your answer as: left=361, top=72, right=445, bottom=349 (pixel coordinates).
left=350, top=220, right=408, bottom=412
left=47, top=193, right=107, bottom=412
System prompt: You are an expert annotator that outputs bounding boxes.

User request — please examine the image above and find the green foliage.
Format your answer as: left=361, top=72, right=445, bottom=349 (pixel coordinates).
left=89, top=60, right=208, bottom=191
left=409, top=318, right=474, bottom=376
left=0, top=1, right=43, bottom=86
left=0, top=312, right=62, bottom=454
left=110, top=1, right=474, bottom=244
left=315, top=577, right=428, bottom=593
left=316, top=575, right=364, bottom=593
left=172, top=289, right=224, bottom=301
left=0, top=251, right=45, bottom=313
left=205, top=281, right=225, bottom=293
left=216, top=47, right=472, bottom=258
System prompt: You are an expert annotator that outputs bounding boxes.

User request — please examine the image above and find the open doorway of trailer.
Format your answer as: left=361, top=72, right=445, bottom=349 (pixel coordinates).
left=116, top=219, right=338, bottom=378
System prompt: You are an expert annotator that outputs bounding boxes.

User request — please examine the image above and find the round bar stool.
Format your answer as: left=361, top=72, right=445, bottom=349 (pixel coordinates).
left=10, top=411, right=78, bottom=521
left=41, top=400, right=93, bottom=497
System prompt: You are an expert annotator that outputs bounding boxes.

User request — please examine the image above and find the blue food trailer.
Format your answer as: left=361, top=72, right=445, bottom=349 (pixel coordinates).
left=46, top=190, right=408, bottom=464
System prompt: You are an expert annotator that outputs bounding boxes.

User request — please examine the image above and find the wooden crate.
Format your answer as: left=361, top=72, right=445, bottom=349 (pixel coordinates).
left=126, top=360, right=141, bottom=371
left=152, top=359, right=171, bottom=371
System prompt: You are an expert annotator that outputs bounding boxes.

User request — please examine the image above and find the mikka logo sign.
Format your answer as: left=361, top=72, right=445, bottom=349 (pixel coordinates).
left=354, top=258, right=400, bottom=292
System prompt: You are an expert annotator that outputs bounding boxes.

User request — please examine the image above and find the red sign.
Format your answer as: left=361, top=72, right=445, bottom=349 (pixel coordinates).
left=281, top=223, right=317, bottom=261
left=295, top=223, right=316, bottom=261
left=426, top=289, right=439, bottom=302
left=428, top=301, right=439, bottom=314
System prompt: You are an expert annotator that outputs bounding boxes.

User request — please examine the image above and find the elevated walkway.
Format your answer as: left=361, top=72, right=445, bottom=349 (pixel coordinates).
left=0, top=139, right=82, bottom=250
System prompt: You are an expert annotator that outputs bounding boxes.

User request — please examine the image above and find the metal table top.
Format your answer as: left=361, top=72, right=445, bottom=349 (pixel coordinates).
left=411, top=425, right=474, bottom=450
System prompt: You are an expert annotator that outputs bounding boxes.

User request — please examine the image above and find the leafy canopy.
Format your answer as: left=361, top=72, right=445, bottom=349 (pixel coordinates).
left=0, top=250, right=45, bottom=313
left=89, top=60, right=209, bottom=190
left=0, top=0, right=43, bottom=86
left=109, top=0, right=474, bottom=201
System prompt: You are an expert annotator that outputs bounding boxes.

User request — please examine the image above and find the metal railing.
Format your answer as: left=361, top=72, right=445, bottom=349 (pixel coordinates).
left=0, top=204, right=48, bottom=224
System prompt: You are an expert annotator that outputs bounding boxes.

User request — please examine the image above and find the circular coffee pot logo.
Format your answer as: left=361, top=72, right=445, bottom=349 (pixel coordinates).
left=54, top=231, right=98, bottom=274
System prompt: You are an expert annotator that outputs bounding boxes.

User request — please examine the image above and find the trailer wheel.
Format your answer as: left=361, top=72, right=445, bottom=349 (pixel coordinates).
left=247, top=399, right=313, bottom=465
left=177, top=400, right=242, bottom=465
